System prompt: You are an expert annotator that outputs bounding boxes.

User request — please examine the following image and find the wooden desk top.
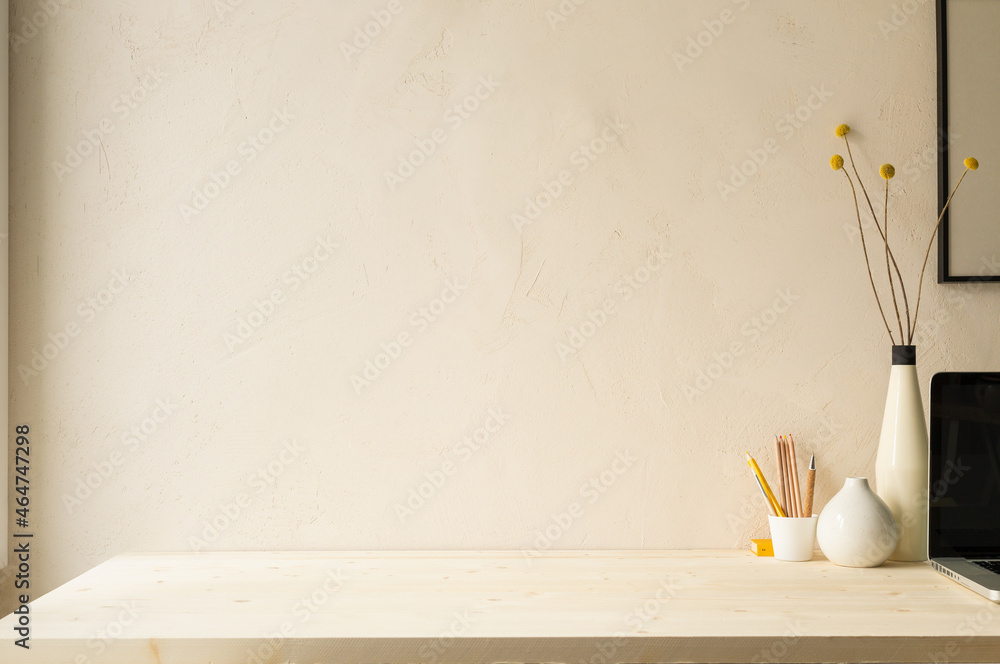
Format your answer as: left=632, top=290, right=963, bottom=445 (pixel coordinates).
left=2, top=549, right=1000, bottom=663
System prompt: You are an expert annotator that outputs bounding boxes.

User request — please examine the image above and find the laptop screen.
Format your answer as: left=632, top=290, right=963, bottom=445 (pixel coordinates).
left=929, top=372, right=1000, bottom=558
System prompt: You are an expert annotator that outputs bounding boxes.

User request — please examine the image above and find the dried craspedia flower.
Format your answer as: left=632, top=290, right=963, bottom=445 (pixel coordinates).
left=880, top=163, right=895, bottom=180
left=830, top=154, right=844, bottom=170
left=964, top=157, right=979, bottom=170
left=835, top=124, right=851, bottom=137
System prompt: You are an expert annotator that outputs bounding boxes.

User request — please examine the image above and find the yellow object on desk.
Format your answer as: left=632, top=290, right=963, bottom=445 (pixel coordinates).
left=746, top=452, right=786, bottom=517
left=750, top=538, right=774, bottom=556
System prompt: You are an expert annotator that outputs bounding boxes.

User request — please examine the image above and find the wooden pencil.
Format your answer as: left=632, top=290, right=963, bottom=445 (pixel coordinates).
left=774, top=436, right=787, bottom=516
left=787, top=434, right=804, bottom=517
left=780, top=436, right=798, bottom=517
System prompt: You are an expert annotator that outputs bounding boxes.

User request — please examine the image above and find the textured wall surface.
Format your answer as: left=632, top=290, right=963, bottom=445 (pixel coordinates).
left=4, top=0, right=1000, bottom=608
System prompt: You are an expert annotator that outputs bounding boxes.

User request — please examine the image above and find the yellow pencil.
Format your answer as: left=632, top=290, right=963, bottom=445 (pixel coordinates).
left=752, top=473, right=778, bottom=516
left=746, top=452, right=786, bottom=517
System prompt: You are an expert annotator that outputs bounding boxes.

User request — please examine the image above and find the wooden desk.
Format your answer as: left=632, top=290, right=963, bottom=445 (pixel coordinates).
left=2, top=550, right=999, bottom=663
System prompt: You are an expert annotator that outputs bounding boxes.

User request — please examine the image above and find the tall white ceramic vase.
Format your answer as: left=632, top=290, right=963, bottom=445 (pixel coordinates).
left=874, top=345, right=928, bottom=562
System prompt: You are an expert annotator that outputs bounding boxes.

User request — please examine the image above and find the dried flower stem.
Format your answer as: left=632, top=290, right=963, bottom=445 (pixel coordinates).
left=842, top=169, right=896, bottom=342
left=911, top=166, right=973, bottom=338
left=883, top=180, right=905, bottom=343
left=843, top=135, right=911, bottom=340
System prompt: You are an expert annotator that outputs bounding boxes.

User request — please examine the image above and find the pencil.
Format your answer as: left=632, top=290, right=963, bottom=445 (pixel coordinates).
left=774, top=436, right=787, bottom=516
left=780, top=436, right=797, bottom=517
left=747, top=452, right=786, bottom=517
left=803, top=454, right=816, bottom=517
left=752, top=473, right=778, bottom=516
left=787, top=434, right=803, bottom=517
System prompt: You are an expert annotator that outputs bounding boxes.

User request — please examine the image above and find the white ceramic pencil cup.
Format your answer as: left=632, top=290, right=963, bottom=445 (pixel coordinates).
left=768, top=515, right=819, bottom=561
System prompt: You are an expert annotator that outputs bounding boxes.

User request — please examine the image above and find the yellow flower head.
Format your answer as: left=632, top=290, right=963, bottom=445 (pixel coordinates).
left=835, top=124, right=851, bottom=137
left=879, top=163, right=895, bottom=180
left=830, top=154, right=844, bottom=170
left=964, top=157, right=979, bottom=170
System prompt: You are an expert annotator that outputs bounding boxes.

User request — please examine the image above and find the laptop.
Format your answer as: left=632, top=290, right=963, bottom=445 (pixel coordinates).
left=928, top=372, right=1000, bottom=602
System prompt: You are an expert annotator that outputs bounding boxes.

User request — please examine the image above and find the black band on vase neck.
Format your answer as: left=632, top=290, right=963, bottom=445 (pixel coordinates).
left=892, top=345, right=916, bottom=365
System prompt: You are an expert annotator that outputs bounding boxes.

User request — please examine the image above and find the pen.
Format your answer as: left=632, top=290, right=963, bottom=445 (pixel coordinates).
left=803, top=454, right=816, bottom=517
left=746, top=452, right=786, bottom=517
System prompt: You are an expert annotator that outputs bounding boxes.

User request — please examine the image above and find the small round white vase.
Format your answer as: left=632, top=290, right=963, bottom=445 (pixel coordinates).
left=817, top=477, right=899, bottom=568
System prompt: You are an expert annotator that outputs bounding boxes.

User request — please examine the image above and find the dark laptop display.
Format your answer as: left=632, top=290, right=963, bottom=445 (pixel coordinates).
left=929, top=373, right=1000, bottom=559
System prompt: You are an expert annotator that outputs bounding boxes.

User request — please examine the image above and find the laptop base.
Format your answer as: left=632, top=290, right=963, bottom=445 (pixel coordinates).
left=930, top=558, right=1000, bottom=602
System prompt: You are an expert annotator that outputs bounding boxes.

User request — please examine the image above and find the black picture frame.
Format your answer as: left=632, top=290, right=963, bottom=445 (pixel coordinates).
left=937, top=0, right=1000, bottom=282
